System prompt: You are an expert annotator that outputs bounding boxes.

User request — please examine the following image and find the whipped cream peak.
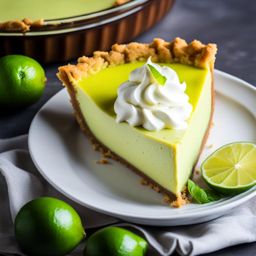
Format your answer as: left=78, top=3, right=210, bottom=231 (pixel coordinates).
left=114, top=58, right=193, bottom=131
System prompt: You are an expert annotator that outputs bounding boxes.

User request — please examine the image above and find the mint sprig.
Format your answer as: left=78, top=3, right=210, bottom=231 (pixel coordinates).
left=147, top=63, right=167, bottom=86
left=188, top=179, right=221, bottom=204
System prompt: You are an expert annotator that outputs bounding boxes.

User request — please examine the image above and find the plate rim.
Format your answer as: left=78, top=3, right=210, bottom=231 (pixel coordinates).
left=28, top=70, right=256, bottom=224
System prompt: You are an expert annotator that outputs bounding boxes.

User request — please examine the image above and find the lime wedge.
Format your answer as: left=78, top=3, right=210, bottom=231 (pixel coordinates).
left=201, top=142, right=256, bottom=195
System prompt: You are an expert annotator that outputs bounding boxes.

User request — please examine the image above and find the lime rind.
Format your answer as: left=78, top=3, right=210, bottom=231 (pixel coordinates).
left=201, top=142, right=256, bottom=195
left=146, top=59, right=167, bottom=86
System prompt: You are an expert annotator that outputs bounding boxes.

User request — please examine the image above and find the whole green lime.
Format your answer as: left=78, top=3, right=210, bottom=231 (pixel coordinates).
left=84, top=226, right=148, bottom=256
left=15, top=197, right=85, bottom=256
left=0, top=55, right=46, bottom=108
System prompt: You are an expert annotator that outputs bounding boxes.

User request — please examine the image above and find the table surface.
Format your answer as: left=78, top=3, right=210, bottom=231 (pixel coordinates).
left=1, top=0, right=256, bottom=255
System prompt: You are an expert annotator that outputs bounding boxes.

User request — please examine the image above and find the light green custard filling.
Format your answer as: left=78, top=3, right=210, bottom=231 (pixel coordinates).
left=0, top=0, right=116, bottom=22
left=76, top=63, right=212, bottom=195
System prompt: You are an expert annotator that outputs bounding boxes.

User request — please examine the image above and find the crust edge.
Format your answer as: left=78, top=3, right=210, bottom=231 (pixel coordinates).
left=58, top=38, right=217, bottom=84
left=0, top=18, right=44, bottom=33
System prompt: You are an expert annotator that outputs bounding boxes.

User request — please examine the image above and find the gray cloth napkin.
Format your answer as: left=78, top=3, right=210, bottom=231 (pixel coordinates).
left=0, top=135, right=256, bottom=256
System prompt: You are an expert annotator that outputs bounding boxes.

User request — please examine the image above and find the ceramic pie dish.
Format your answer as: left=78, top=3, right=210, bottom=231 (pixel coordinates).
left=0, top=0, right=175, bottom=63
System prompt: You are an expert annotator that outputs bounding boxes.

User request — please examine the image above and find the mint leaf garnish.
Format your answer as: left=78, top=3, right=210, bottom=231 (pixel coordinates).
left=188, top=179, right=221, bottom=204
left=147, top=63, right=167, bottom=86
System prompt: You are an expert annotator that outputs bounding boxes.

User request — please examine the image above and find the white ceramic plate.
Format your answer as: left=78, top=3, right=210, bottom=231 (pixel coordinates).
left=29, top=70, right=256, bottom=226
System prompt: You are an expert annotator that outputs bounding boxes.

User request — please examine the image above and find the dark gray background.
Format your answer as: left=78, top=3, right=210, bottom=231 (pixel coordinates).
left=1, top=0, right=256, bottom=255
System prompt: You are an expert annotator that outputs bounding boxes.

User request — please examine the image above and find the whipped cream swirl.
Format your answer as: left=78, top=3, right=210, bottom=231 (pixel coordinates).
left=114, top=58, right=192, bottom=131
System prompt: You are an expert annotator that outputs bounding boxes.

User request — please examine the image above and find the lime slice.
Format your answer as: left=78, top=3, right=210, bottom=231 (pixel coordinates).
left=201, top=142, right=256, bottom=195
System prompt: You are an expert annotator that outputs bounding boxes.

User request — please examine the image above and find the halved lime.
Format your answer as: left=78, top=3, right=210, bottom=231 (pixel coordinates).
left=201, top=142, right=256, bottom=195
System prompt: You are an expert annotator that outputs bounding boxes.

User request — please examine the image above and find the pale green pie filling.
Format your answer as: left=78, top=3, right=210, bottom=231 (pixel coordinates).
left=76, top=63, right=212, bottom=195
left=0, top=0, right=117, bottom=22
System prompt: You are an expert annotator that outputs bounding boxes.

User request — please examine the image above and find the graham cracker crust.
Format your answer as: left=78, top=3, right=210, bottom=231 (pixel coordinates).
left=57, top=38, right=217, bottom=207
left=0, top=18, right=44, bottom=33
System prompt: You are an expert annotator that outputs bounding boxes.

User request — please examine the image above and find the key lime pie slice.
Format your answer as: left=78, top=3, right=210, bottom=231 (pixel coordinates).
left=0, top=0, right=131, bottom=32
left=58, top=38, right=217, bottom=206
